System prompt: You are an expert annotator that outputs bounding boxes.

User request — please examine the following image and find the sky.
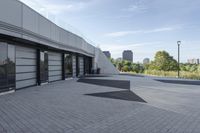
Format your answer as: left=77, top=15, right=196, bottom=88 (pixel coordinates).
left=20, top=0, right=200, bottom=63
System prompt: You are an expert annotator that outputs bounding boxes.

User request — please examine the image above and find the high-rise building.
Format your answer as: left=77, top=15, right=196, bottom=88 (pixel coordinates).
left=143, top=58, right=150, bottom=64
left=123, top=50, right=133, bottom=62
left=103, top=51, right=111, bottom=58
left=187, top=58, right=200, bottom=64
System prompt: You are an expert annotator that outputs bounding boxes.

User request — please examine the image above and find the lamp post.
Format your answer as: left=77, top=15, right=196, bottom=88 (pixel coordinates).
left=177, top=41, right=181, bottom=78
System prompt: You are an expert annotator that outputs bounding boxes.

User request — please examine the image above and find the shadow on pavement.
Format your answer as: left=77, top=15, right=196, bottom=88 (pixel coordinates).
left=85, top=90, right=146, bottom=102
left=77, top=78, right=130, bottom=89
left=155, top=79, right=200, bottom=86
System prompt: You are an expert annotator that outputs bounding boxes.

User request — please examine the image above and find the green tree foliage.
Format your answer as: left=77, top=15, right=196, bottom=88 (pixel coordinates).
left=109, top=58, right=144, bottom=73
left=149, top=51, right=178, bottom=71
left=109, top=51, right=200, bottom=80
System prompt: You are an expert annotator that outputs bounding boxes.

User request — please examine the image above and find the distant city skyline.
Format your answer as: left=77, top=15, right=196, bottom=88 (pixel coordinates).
left=187, top=58, right=200, bottom=64
left=21, top=0, right=200, bottom=62
left=123, top=50, right=133, bottom=62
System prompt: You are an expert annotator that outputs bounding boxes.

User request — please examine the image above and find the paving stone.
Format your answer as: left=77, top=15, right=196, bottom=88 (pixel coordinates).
left=0, top=75, right=200, bottom=133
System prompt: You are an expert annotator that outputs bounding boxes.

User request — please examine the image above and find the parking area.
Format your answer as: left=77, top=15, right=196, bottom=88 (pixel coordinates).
left=0, top=75, right=200, bottom=133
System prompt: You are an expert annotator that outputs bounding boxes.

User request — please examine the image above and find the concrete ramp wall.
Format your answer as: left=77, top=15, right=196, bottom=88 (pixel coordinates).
left=95, top=48, right=119, bottom=75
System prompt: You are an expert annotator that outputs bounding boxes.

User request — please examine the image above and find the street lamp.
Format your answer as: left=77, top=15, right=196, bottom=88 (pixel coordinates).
left=177, top=41, right=181, bottom=78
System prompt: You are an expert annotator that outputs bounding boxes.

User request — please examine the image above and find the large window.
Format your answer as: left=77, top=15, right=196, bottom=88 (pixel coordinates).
left=84, top=57, right=92, bottom=75
left=40, top=51, right=48, bottom=83
left=64, top=53, right=72, bottom=78
left=0, top=42, right=15, bottom=92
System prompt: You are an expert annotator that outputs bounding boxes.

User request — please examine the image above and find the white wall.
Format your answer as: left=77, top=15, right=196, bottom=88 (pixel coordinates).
left=0, top=0, right=95, bottom=57
left=94, top=48, right=119, bottom=75
left=0, top=0, right=22, bottom=27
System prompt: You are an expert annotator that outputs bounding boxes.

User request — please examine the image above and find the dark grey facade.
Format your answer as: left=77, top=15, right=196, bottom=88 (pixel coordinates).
left=0, top=38, right=93, bottom=93
left=123, top=50, right=133, bottom=62
left=103, top=51, right=111, bottom=58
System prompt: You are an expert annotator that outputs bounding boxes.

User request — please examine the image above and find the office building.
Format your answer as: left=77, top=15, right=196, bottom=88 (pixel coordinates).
left=123, top=50, right=133, bottom=62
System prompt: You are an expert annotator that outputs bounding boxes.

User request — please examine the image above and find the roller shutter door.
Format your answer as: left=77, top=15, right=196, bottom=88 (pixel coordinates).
left=16, top=46, right=37, bottom=89
left=72, top=55, right=76, bottom=77
left=79, top=57, right=84, bottom=76
left=48, top=52, right=62, bottom=82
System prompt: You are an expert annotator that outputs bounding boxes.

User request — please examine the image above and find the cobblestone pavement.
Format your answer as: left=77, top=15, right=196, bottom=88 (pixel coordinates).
left=0, top=75, right=200, bottom=133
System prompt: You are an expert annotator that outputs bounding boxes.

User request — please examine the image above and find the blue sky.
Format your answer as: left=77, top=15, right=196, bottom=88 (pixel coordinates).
left=20, top=0, right=200, bottom=63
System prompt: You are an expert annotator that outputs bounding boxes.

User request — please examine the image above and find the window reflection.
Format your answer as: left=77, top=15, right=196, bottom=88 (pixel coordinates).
left=0, top=43, right=16, bottom=91
left=7, top=45, right=15, bottom=88
left=65, top=53, right=72, bottom=78
left=40, top=51, right=48, bottom=83
left=0, top=43, right=8, bottom=90
left=84, top=57, right=92, bottom=74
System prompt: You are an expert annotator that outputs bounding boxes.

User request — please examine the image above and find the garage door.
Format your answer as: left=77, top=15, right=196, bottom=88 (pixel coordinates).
left=72, top=55, right=76, bottom=77
left=79, top=56, right=84, bottom=76
left=16, top=46, right=37, bottom=89
left=48, top=52, right=62, bottom=82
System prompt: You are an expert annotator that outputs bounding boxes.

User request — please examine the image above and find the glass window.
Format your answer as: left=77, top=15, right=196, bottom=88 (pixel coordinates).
left=65, top=53, right=72, bottom=78
left=0, top=43, right=16, bottom=91
left=0, top=43, right=8, bottom=90
left=7, top=44, right=16, bottom=88
left=0, top=43, right=7, bottom=65
left=40, top=51, right=48, bottom=83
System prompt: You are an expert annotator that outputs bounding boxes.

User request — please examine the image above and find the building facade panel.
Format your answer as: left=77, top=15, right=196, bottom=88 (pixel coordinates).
left=0, top=0, right=22, bottom=27
left=50, top=23, right=60, bottom=43
left=16, top=45, right=37, bottom=89
left=72, top=55, right=76, bottom=77
left=79, top=56, right=84, bottom=76
left=22, top=5, right=39, bottom=34
left=38, top=15, right=51, bottom=39
left=48, top=51, right=62, bottom=82
left=16, top=79, right=36, bottom=89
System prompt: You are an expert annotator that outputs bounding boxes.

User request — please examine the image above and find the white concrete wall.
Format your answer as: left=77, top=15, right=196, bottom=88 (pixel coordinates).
left=94, top=48, right=119, bottom=75
left=0, top=0, right=95, bottom=57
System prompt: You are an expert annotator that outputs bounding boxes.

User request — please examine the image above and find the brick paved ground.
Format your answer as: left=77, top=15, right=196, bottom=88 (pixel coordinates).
left=0, top=75, right=200, bottom=133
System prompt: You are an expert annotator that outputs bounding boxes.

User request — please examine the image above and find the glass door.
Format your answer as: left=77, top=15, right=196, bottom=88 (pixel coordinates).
left=64, top=53, right=72, bottom=78
left=0, top=43, right=15, bottom=93
left=40, top=51, right=48, bottom=83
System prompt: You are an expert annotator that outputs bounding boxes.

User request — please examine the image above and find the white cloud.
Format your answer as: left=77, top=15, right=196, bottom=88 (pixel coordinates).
left=100, top=42, right=161, bottom=52
left=104, top=31, right=141, bottom=37
left=126, top=5, right=147, bottom=12
left=20, top=0, right=93, bottom=15
left=43, top=2, right=89, bottom=14
left=99, top=42, right=162, bottom=60
left=104, top=27, right=179, bottom=37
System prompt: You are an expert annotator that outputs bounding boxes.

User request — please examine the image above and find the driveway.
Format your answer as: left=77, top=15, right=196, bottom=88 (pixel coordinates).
left=0, top=75, right=200, bottom=133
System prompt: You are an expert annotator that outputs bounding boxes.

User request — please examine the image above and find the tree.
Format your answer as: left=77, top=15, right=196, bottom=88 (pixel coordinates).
left=149, top=51, right=178, bottom=71
left=122, top=65, right=129, bottom=72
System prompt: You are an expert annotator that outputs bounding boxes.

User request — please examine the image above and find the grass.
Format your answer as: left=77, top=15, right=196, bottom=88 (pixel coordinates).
left=144, top=70, right=200, bottom=80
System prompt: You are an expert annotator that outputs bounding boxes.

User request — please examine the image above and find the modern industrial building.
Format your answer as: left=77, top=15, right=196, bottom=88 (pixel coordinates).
left=123, top=50, right=133, bottom=62
left=0, top=0, right=118, bottom=93
left=103, top=51, right=111, bottom=58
